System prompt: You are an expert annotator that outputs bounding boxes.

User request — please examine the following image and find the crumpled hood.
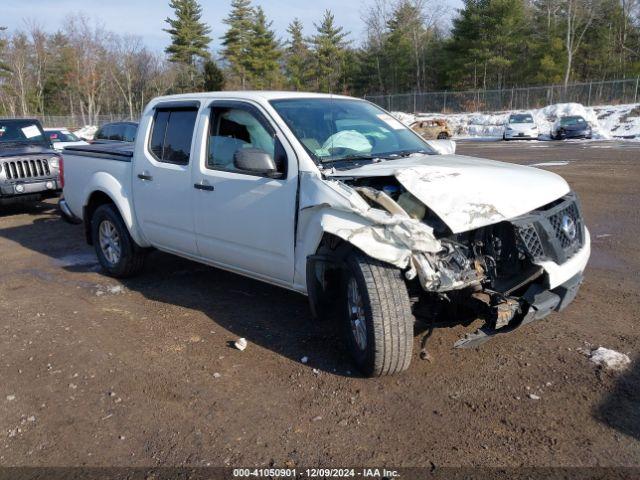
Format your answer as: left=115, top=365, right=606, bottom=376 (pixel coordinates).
left=326, top=154, right=570, bottom=234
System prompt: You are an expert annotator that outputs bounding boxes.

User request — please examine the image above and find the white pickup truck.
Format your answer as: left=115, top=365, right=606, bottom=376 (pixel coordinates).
left=59, top=92, right=590, bottom=376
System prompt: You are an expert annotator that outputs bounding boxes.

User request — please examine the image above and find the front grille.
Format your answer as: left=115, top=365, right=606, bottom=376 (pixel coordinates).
left=549, top=202, right=583, bottom=249
left=517, top=224, right=545, bottom=260
left=2, top=158, right=51, bottom=180
left=515, top=194, right=585, bottom=264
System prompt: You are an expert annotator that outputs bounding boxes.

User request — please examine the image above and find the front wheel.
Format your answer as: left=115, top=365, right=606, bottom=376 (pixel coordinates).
left=343, top=251, right=414, bottom=376
left=91, top=204, right=146, bottom=278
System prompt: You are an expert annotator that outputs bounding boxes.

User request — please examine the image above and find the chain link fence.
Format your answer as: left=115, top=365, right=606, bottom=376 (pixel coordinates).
left=364, top=78, right=640, bottom=114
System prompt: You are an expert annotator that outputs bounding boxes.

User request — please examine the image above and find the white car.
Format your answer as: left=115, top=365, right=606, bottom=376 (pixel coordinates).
left=44, top=128, right=89, bottom=150
left=58, top=92, right=590, bottom=376
left=503, top=113, right=539, bottom=140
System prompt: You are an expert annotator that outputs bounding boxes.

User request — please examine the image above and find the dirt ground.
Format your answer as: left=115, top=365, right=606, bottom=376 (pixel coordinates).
left=0, top=140, right=638, bottom=469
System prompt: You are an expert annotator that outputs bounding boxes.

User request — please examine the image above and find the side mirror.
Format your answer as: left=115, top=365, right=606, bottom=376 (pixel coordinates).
left=425, top=139, right=456, bottom=155
left=234, top=148, right=279, bottom=176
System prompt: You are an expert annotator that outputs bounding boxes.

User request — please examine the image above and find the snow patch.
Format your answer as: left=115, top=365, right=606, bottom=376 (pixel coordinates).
left=393, top=102, right=640, bottom=140
left=531, top=161, right=570, bottom=167
left=73, top=125, right=98, bottom=140
left=588, top=347, right=631, bottom=371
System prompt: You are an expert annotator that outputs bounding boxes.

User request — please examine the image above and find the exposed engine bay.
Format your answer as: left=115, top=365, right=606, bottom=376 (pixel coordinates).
left=339, top=175, right=583, bottom=332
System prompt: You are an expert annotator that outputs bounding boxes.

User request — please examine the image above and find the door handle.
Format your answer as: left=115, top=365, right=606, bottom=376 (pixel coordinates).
left=194, top=182, right=214, bottom=191
left=137, top=172, right=153, bottom=181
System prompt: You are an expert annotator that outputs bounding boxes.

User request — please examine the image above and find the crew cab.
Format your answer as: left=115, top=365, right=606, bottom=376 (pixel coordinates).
left=0, top=118, right=62, bottom=205
left=59, top=92, right=591, bottom=376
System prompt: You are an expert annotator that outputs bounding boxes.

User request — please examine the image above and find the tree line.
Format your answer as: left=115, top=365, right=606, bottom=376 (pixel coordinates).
left=1, top=0, right=639, bottom=122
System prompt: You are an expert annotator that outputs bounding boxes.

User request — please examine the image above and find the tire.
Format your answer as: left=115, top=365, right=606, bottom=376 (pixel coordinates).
left=342, top=251, right=414, bottom=376
left=437, top=132, right=449, bottom=140
left=91, top=203, right=145, bottom=278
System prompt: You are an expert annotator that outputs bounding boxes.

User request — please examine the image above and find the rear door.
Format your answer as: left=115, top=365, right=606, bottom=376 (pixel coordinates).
left=132, top=103, right=200, bottom=255
left=193, top=101, right=298, bottom=284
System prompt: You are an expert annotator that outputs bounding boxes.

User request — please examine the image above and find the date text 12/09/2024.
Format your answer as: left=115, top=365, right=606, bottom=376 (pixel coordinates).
left=233, top=468, right=401, bottom=478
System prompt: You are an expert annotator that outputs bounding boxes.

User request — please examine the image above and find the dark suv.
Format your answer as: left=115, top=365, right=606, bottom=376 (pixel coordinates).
left=93, top=121, right=138, bottom=143
left=0, top=118, right=62, bottom=205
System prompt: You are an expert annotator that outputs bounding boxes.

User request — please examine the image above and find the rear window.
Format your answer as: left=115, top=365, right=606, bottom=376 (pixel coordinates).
left=149, top=108, right=198, bottom=165
left=509, top=114, right=534, bottom=124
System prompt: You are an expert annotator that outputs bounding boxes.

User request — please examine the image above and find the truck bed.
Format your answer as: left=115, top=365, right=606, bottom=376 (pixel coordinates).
left=62, top=143, right=134, bottom=221
left=63, top=143, right=134, bottom=161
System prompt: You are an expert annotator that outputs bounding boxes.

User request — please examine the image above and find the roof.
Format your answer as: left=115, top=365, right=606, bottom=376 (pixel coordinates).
left=150, top=91, right=359, bottom=104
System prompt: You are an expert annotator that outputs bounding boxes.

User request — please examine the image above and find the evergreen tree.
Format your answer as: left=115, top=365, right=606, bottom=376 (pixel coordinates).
left=164, top=0, right=212, bottom=67
left=0, top=26, right=9, bottom=77
left=203, top=59, right=225, bottom=91
left=309, top=10, right=350, bottom=93
left=221, top=0, right=254, bottom=89
left=285, top=19, right=311, bottom=91
left=246, top=7, right=283, bottom=89
left=445, top=0, right=530, bottom=90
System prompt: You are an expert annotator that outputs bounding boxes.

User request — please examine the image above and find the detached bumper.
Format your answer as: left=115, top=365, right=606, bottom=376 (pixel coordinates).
left=454, top=272, right=585, bottom=349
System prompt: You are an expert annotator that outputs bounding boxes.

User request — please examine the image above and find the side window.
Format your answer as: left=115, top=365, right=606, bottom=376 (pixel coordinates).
left=109, top=125, right=123, bottom=141
left=148, top=108, right=198, bottom=165
left=207, top=107, right=281, bottom=175
left=123, top=124, right=137, bottom=142
left=96, top=125, right=110, bottom=140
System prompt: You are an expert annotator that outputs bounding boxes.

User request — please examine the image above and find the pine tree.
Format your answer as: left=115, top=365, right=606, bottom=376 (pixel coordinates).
left=164, top=0, right=212, bottom=67
left=203, top=59, right=225, bottom=91
left=246, top=7, right=283, bottom=89
left=0, top=26, right=10, bottom=77
left=285, top=19, right=311, bottom=91
left=445, top=0, right=529, bottom=90
left=221, top=0, right=254, bottom=89
left=309, top=10, right=350, bottom=93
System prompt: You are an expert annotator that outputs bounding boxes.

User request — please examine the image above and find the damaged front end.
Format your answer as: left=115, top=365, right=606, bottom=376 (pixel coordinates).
left=304, top=170, right=589, bottom=349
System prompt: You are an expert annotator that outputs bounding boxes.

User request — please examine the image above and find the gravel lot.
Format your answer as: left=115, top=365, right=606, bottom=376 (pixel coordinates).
left=0, top=140, right=638, bottom=468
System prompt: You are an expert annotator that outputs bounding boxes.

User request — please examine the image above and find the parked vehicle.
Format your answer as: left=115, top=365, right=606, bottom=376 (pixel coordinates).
left=503, top=113, right=539, bottom=140
left=551, top=115, right=592, bottom=140
left=92, top=121, right=138, bottom=144
left=0, top=118, right=62, bottom=205
left=59, top=92, right=590, bottom=376
left=45, top=128, right=89, bottom=150
left=410, top=119, right=452, bottom=139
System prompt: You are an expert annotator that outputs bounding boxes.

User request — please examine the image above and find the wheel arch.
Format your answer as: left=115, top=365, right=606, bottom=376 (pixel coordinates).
left=83, top=186, right=147, bottom=248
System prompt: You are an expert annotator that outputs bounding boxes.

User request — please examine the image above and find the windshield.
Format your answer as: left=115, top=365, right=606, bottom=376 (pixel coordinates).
left=270, top=98, right=434, bottom=163
left=47, top=130, right=80, bottom=143
left=509, top=114, right=534, bottom=124
left=0, top=119, right=49, bottom=146
left=560, top=116, right=586, bottom=126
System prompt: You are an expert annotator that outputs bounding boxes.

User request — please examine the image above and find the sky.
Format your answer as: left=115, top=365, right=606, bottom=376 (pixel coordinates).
left=3, top=0, right=462, bottom=54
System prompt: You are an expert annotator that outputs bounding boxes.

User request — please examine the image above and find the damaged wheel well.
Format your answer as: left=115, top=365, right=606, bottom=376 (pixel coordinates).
left=306, top=233, right=358, bottom=321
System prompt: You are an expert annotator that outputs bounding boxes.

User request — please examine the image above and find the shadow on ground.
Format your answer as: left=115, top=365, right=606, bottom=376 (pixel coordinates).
left=0, top=202, right=357, bottom=376
left=595, top=358, right=640, bottom=441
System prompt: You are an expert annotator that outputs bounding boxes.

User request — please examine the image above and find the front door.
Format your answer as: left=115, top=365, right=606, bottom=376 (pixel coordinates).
left=132, top=104, right=200, bottom=255
left=193, top=101, right=298, bottom=284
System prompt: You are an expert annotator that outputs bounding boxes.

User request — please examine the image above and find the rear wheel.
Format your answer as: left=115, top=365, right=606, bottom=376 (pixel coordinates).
left=342, top=251, right=414, bottom=376
left=437, top=132, right=449, bottom=140
left=91, top=204, right=145, bottom=278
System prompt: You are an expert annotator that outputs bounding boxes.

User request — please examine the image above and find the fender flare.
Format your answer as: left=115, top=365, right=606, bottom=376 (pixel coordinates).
left=82, top=172, right=150, bottom=248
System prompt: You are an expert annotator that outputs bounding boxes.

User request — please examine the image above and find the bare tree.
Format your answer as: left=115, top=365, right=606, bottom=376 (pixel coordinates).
left=26, top=21, right=48, bottom=115
left=63, top=15, right=111, bottom=125
left=562, top=0, right=600, bottom=87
